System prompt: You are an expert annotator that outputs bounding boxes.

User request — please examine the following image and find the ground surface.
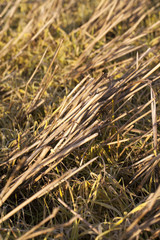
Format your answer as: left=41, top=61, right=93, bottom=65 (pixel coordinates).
left=0, top=0, right=160, bottom=239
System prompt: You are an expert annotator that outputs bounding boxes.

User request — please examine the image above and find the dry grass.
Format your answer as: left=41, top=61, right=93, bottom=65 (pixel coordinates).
left=0, top=0, right=160, bottom=239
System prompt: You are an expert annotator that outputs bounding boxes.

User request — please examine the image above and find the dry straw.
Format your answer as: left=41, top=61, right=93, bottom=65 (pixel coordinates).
left=0, top=0, right=160, bottom=239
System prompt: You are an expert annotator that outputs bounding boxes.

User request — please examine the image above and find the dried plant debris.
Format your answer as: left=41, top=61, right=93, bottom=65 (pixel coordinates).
left=0, top=0, right=160, bottom=239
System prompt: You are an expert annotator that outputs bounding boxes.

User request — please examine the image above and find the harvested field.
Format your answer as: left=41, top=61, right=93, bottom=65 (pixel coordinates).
left=0, top=0, right=160, bottom=239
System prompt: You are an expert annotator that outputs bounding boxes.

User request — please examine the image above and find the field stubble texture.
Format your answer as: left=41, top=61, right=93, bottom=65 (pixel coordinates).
left=0, top=0, right=160, bottom=239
